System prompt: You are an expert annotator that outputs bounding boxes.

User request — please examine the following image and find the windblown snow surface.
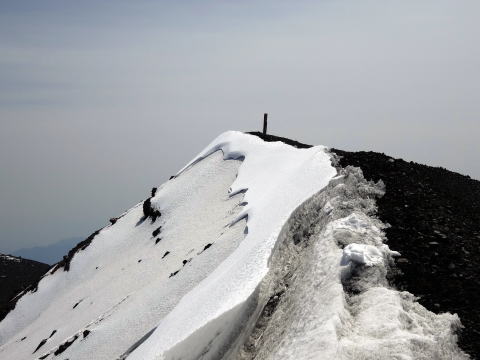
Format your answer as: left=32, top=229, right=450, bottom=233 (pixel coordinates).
left=0, top=131, right=468, bottom=359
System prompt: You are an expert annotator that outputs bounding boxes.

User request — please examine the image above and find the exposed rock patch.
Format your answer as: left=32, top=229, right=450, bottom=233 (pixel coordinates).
left=143, top=187, right=161, bottom=222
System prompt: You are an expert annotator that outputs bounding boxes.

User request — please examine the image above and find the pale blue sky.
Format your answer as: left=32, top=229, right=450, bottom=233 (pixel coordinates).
left=1, top=0, right=479, bottom=253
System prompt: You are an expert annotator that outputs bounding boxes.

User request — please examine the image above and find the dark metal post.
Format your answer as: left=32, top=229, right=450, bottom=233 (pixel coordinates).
left=263, top=113, right=268, bottom=135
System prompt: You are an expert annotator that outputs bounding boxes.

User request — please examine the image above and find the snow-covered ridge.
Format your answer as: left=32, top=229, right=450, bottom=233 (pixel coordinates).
left=129, top=131, right=336, bottom=359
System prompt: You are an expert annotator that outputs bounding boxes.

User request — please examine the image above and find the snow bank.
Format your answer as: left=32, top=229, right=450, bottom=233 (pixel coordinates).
left=127, top=131, right=336, bottom=359
left=232, top=166, right=468, bottom=360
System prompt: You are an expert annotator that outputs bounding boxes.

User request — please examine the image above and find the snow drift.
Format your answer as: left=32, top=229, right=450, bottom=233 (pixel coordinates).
left=0, top=131, right=468, bottom=359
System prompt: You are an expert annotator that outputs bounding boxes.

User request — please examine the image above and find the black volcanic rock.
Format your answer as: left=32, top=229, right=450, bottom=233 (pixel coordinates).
left=0, top=254, right=50, bottom=321
left=143, top=187, right=161, bottom=222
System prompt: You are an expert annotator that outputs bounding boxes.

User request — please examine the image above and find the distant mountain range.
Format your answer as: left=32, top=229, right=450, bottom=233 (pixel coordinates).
left=12, top=237, right=82, bottom=265
left=0, top=254, right=50, bottom=321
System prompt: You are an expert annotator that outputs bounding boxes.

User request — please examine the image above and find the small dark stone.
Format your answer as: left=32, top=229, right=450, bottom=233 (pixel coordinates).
left=138, top=259, right=142, bottom=263
left=155, top=238, right=161, bottom=245
left=82, top=330, right=91, bottom=338
left=72, top=300, right=81, bottom=309
left=152, top=227, right=162, bottom=237
left=203, top=243, right=212, bottom=251
left=162, top=251, right=170, bottom=259
left=54, top=335, right=79, bottom=356
left=142, top=193, right=161, bottom=222
left=169, top=270, right=179, bottom=278
left=182, top=258, right=193, bottom=266
left=33, top=339, right=47, bottom=353
left=293, top=233, right=302, bottom=245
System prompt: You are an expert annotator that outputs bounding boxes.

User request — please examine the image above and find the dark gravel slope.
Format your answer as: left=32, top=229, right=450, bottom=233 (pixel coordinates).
left=247, top=131, right=479, bottom=358
left=0, top=254, right=50, bottom=321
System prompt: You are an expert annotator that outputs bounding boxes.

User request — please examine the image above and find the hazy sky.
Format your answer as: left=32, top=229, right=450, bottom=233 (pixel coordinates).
left=1, top=0, right=479, bottom=253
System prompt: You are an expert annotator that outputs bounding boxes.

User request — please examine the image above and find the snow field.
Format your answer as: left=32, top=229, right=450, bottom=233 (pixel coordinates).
left=0, top=150, right=245, bottom=360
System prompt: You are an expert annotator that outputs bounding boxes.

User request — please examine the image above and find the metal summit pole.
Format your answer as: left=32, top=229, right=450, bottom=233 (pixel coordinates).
left=263, top=113, right=268, bottom=135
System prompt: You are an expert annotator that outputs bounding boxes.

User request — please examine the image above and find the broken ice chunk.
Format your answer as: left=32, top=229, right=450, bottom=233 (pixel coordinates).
left=341, top=243, right=400, bottom=267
